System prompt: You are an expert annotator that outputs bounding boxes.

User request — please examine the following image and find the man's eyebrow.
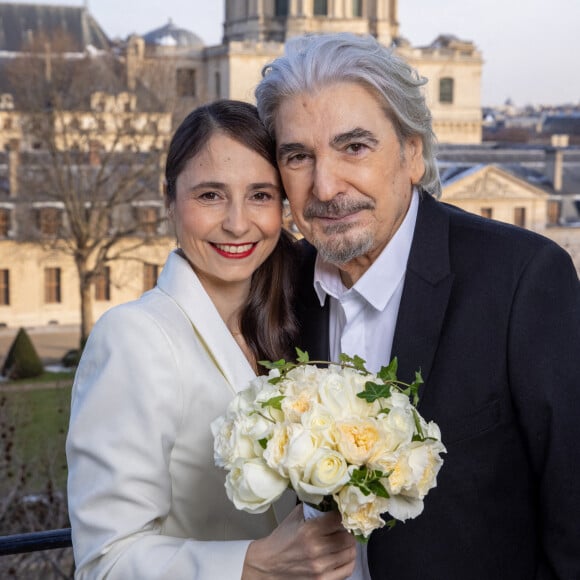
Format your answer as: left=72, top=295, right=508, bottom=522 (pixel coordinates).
left=331, top=128, right=378, bottom=148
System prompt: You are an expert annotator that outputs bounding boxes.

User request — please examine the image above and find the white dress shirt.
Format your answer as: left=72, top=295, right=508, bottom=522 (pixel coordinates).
left=314, top=189, right=419, bottom=371
left=312, top=189, right=419, bottom=580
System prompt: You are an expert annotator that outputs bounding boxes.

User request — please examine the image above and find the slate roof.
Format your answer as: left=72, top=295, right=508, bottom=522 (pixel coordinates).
left=437, top=145, right=580, bottom=196
left=0, top=3, right=110, bottom=53
left=439, top=162, right=554, bottom=194
left=541, top=114, right=580, bottom=136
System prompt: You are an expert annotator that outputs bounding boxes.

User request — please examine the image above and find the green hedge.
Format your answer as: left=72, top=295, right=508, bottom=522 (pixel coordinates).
left=1, top=328, right=44, bottom=380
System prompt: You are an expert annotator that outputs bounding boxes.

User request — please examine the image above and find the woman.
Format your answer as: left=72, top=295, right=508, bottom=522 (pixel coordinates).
left=66, top=101, right=356, bottom=579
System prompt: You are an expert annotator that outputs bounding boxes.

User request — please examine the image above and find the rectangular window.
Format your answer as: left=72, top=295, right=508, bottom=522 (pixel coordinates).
left=514, top=207, right=526, bottom=228
left=0, top=208, right=10, bottom=237
left=44, top=267, right=61, bottom=303
left=215, top=71, right=221, bottom=99
left=439, top=77, right=454, bottom=104
left=0, top=269, right=9, bottom=306
left=37, top=207, right=61, bottom=236
left=275, top=0, right=289, bottom=16
left=176, top=68, right=197, bottom=97
left=481, top=207, right=493, bottom=219
left=94, top=266, right=111, bottom=301
left=143, top=263, right=160, bottom=292
left=314, top=0, right=328, bottom=15
left=352, top=0, right=363, bottom=17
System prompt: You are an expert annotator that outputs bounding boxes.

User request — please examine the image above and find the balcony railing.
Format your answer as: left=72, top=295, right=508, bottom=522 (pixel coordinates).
left=0, top=528, right=72, bottom=556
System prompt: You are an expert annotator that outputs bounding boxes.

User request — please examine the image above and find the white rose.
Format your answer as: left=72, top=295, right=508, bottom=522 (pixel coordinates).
left=301, top=402, right=338, bottom=447
left=334, top=485, right=389, bottom=538
left=283, top=365, right=324, bottom=396
left=212, top=414, right=258, bottom=469
left=318, top=367, right=379, bottom=420
left=224, top=458, right=288, bottom=514
left=388, top=390, right=414, bottom=410
left=264, top=422, right=319, bottom=477
left=384, top=493, right=424, bottom=522
left=292, top=448, right=350, bottom=504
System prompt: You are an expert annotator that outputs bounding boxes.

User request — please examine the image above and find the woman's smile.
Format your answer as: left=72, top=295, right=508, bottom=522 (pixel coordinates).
left=211, top=242, right=258, bottom=259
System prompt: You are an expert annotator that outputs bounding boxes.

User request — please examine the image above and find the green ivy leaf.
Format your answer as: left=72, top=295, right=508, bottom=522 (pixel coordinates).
left=295, top=347, right=310, bottom=363
left=261, top=395, right=285, bottom=410
left=339, top=353, right=368, bottom=372
left=258, top=438, right=268, bottom=449
left=366, top=479, right=389, bottom=499
left=377, top=357, right=398, bottom=383
left=349, top=467, right=388, bottom=497
left=258, top=358, right=286, bottom=370
left=357, top=381, right=391, bottom=403
left=409, top=370, right=424, bottom=406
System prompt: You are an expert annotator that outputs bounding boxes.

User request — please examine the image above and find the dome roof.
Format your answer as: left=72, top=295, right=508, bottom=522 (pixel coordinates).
left=143, top=19, right=204, bottom=49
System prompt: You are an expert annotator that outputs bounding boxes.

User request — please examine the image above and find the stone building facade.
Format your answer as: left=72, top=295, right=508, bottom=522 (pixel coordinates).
left=139, top=0, right=483, bottom=143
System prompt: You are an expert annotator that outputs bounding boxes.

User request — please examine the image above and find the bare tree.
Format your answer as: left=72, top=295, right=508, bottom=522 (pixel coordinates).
left=4, top=34, right=173, bottom=345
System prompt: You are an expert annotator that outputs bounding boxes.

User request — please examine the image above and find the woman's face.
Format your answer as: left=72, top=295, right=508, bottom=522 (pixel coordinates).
left=169, top=131, right=282, bottom=295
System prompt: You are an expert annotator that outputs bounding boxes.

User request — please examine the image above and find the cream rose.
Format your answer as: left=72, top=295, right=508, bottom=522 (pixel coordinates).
left=335, top=485, right=389, bottom=538
left=335, top=418, right=381, bottom=465
left=224, top=458, right=288, bottom=514
left=405, top=439, right=446, bottom=498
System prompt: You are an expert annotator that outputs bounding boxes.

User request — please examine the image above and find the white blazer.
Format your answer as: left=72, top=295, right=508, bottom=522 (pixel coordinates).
left=67, top=251, right=286, bottom=579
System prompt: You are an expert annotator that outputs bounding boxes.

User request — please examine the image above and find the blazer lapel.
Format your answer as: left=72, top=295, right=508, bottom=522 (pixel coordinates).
left=156, top=251, right=256, bottom=392
left=392, top=194, right=454, bottom=398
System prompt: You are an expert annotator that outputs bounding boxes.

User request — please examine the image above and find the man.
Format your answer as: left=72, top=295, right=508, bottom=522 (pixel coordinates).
left=255, top=33, right=580, bottom=579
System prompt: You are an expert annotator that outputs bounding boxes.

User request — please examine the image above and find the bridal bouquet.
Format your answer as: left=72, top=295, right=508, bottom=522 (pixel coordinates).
left=212, top=350, right=446, bottom=541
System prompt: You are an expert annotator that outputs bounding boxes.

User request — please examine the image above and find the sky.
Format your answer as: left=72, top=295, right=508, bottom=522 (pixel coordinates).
left=9, top=0, right=580, bottom=107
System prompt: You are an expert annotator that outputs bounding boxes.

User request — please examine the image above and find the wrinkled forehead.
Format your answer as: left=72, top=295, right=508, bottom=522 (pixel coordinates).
left=273, top=81, right=400, bottom=145
left=274, top=80, right=398, bottom=134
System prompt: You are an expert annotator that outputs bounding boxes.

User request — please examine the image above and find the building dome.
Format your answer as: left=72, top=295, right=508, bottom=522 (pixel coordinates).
left=143, top=19, right=204, bottom=49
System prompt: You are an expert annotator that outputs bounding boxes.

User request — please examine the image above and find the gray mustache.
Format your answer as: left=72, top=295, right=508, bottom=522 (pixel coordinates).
left=303, top=199, right=374, bottom=220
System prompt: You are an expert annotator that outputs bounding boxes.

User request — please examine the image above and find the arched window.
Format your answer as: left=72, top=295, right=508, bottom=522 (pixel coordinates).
left=439, top=77, right=454, bottom=104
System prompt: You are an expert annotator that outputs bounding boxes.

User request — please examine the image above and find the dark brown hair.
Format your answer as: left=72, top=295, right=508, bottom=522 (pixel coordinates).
left=165, top=100, right=298, bottom=369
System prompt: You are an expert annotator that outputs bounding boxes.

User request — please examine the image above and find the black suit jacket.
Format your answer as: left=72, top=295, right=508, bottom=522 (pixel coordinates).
left=295, top=193, right=580, bottom=580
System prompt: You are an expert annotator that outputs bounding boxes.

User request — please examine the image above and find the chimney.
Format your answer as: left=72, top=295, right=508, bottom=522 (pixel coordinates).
left=126, top=36, right=145, bottom=92
left=545, top=147, right=564, bottom=193
left=8, top=139, right=20, bottom=197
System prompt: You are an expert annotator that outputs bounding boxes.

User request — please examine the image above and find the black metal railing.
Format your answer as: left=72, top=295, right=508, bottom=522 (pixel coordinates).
left=0, top=528, right=72, bottom=556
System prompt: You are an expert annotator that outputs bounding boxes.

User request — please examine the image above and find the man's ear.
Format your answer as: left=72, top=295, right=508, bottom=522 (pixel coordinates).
left=406, top=135, right=425, bottom=185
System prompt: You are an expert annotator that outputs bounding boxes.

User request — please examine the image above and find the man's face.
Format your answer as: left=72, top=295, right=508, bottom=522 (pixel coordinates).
left=274, top=81, right=425, bottom=285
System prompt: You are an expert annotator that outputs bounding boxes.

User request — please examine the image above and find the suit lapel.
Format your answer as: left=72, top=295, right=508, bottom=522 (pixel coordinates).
left=392, top=194, right=454, bottom=398
left=296, top=241, right=330, bottom=362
